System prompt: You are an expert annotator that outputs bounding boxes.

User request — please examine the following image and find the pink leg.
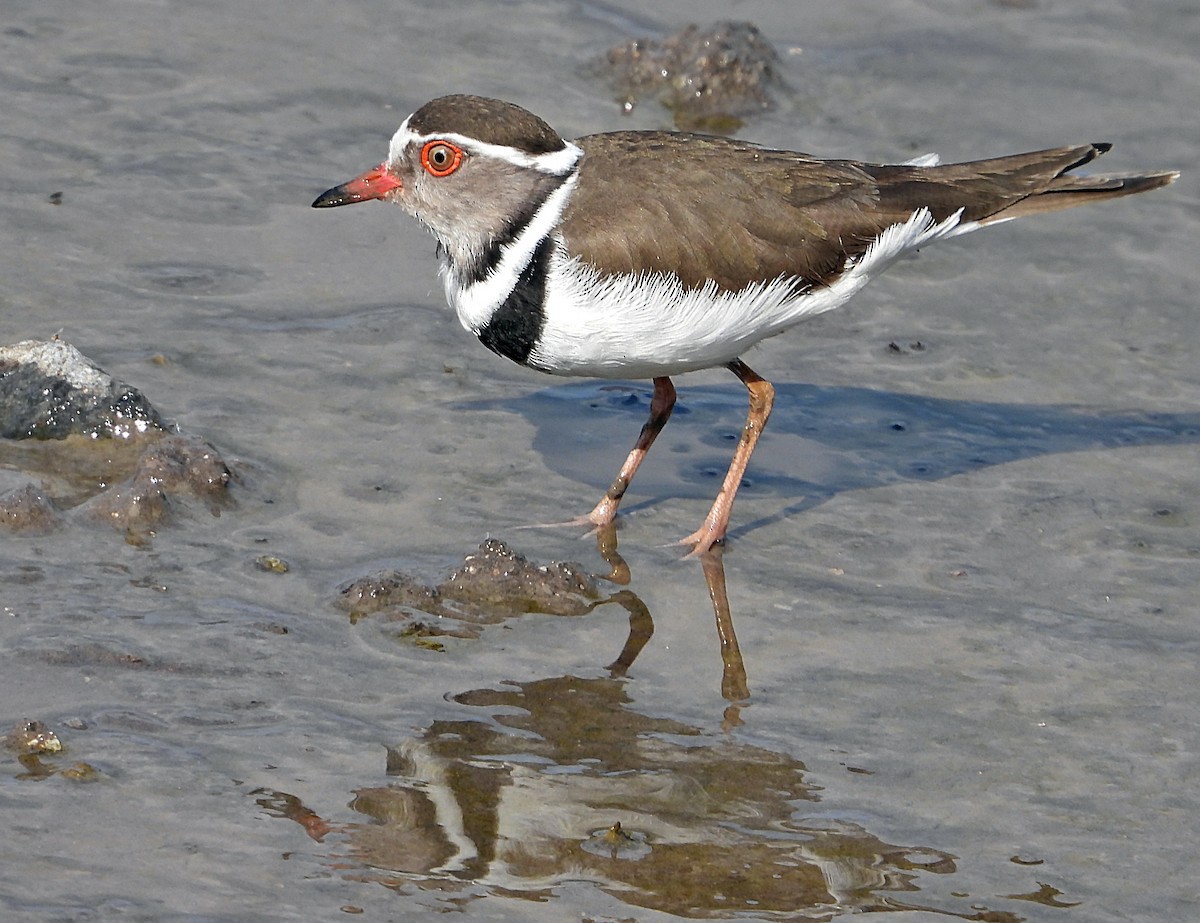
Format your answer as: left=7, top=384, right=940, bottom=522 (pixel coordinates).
left=585, top=376, right=676, bottom=527
left=678, top=359, right=775, bottom=555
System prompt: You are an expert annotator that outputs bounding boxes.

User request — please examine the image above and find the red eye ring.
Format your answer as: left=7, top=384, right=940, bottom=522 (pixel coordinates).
left=421, top=140, right=464, bottom=177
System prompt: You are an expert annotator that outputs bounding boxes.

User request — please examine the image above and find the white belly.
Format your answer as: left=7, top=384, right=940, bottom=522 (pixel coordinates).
left=529, top=208, right=972, bottom=379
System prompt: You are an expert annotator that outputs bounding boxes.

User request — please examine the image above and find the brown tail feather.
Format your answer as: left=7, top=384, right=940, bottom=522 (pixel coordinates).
left=989, top=169, right=1180, bottom=222
left=972, top=143, right=1179, bottom=224
left=868, top=143, right=1176, bottom=228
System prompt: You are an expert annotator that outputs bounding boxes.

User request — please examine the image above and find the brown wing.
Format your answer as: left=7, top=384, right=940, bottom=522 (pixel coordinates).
left=561, top=132, right=880, bottom=291
left=560, top=133, right=1176, bottom=293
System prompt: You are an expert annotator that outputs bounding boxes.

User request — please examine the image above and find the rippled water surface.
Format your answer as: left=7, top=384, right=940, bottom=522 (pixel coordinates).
left=2, top=1, right=1198, bottom=920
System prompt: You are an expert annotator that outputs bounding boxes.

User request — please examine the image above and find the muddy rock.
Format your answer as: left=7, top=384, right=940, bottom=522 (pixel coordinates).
left=593, top=21, right=788, bottom=132
left=0, top=338, right=167, bottom=440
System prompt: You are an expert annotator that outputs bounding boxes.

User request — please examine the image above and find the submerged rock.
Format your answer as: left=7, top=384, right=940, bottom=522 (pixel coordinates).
left=0, top=482, right=59, bottom=532
left=593, top=21, right=788, bottom=132
left=0, top=338, right=167, bottom=440
left=80, top=433, right=232, bottom=528
left=5, top=718, right=99, bottom=782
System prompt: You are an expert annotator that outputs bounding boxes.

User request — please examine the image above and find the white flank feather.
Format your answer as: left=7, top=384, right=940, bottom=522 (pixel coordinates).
left=900, top=152, right=943, bottom=167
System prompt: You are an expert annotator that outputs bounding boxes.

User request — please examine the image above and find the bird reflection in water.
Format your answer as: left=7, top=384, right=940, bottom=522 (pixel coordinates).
left=593, top=524, right=749, bottom=720
left=252, top=532, right=1032, bottom=920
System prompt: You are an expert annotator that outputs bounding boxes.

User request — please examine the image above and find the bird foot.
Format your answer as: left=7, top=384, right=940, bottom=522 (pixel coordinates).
left=511, top=514, right=597, bottom=533
left=510, top=510, right=616, bottom=541
left=511, top=516, right=629, bottom=582
left=671, top=524, right=727, bottom=558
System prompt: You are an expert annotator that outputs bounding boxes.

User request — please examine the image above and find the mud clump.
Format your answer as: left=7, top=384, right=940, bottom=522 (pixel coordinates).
left=442, top=539, right=597, bottom=616
left=338, top=539, right=601, bottom=644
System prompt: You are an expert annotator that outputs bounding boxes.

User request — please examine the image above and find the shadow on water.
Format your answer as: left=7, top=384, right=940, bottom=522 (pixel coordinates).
left=463, top=381, right=1200, bottom=540
left=253, top=530, right=1064, bottom=920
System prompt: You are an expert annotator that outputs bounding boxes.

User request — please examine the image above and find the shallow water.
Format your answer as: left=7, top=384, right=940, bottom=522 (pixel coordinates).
left=2, top=1, right=1198, bottom=920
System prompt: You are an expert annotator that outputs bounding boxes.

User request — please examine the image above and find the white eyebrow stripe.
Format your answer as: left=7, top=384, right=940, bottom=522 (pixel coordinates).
left=388, top=124, right=583, bottom=175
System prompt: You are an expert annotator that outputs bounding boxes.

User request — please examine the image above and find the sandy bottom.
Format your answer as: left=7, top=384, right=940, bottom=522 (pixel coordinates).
left=2, top=1, right=1197, bottom=920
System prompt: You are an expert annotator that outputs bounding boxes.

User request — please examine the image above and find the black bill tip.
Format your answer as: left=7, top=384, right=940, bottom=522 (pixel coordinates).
left=311, top=185, right=354, bottom=208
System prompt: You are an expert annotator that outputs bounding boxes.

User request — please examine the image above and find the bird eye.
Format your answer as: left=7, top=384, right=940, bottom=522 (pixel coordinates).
left=421, top=141, right=464, bottom=177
